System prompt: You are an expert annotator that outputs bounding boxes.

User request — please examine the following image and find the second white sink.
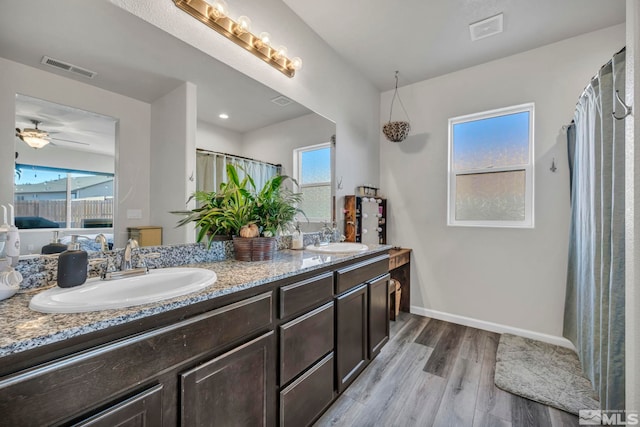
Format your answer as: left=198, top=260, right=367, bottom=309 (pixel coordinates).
left=29, top=267, right=217, bottom=313
left=305, top=242, right=369, bottom=254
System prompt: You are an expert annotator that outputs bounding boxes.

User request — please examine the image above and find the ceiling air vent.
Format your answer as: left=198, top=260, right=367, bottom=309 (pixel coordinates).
left=41, top=56, right=97, bottom=79
left=469, top=13, right=504, bottom=42
left=271, top=95, right=293, bottom=107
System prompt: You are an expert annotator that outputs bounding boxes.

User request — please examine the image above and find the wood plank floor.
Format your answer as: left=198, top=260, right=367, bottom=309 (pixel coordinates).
left=314, top=313, right=580, bottom=427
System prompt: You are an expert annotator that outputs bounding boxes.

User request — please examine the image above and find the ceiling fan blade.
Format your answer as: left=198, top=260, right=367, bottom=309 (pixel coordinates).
left=49, top=137, right=89, bottom=145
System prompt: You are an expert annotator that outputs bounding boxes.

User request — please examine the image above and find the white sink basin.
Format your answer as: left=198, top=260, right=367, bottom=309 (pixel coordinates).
left=29, top=268, right=217, bottom=313
left=305, top=242, right=369, bottom=254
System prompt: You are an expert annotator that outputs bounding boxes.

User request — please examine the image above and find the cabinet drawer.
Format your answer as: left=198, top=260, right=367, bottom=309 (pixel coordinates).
left=335, top=254, right=389, bottom=295
left=0, top=292, right=273, bottom=426
left=280, top=353, right=335, bottom=427
left=279, top=272, right=333, bottom=319
left=280, top=301, right=334, bottom=385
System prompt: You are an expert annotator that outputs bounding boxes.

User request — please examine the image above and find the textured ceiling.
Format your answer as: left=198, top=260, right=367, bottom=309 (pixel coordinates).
left=283, top=0, right=626, bottom=90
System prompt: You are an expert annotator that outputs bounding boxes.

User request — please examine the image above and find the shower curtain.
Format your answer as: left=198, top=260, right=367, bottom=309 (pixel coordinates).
left=196, top=150, right=280, bottom=194
left=564, top=48, right=625, bottom=411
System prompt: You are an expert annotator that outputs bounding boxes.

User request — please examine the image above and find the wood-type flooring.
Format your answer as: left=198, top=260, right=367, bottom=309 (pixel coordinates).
left=314, top=313, right=580, bottom=427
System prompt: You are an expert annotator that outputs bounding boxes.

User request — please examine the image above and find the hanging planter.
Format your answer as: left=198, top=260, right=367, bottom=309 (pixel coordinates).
left=382, top=71, right=411, bottom=143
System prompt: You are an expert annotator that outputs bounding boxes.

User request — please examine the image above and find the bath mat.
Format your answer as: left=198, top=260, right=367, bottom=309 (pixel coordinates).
left=494, top=333, right=599, bottom=415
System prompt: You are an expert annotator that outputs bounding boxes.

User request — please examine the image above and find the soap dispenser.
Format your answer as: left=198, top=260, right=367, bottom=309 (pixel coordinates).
left=291, top=222, right=304, bottom=250
left=57, top=235, right=88, bottom=288
left=42, top=231, right=68, bottom=255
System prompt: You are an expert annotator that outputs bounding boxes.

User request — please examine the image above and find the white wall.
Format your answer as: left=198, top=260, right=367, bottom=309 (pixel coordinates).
left=380, top=24, right=626, bottom=340
left=0, top=57, right=151, bottom=250
left=197, top=120, right=243, bottom=156
left=242, top=113, right=335, bottom=177
left=111, top=0, right=381, bottom=224
left=150, top=82, right=197, bottom=245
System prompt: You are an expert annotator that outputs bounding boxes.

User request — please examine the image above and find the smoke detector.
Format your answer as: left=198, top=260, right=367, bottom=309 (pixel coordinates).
left=469, top=13, right=504, bottom=42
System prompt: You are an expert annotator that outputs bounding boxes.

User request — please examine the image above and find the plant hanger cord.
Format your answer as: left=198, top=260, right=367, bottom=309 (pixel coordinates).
left=388, top=70, right=410, bottom=123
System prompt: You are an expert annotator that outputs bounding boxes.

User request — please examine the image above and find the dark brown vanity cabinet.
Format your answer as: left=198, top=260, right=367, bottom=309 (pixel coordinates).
left=0, top=292, right=274, bottom=426
left=74, top=384, right=164, bottom=427
left=368, top=273, right=391, bottom=359
left=0, top=251, right=391, bottom=427
left=335, top=255, right=390, bottom=393
left=181, top=332, right=276, bottom=427
left=278, top=272, right=336, bottom=427
left=336, top=283, right=369, bottom=393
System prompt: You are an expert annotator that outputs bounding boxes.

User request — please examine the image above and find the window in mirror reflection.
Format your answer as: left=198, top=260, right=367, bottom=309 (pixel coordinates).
left=294, top=143, right=332, bottom=222
left=14, top=164, right=114, bottom=229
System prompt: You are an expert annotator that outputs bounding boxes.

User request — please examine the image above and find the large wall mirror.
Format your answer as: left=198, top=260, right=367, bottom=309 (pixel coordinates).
left=14, top=95, right=117, bottom=253
left=1, top=1, right=335, bottom=254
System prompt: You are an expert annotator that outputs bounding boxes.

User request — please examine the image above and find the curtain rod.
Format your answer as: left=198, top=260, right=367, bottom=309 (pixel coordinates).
left=196, top=148, right=282, bottom=168
left=564, top=46, right=626, bottom=130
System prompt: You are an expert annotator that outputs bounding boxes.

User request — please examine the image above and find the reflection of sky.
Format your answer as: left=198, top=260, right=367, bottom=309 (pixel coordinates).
left=453, top=111, right=529, bottom=170
left=301, top=147, right=331, bottom=184
left=16, top=165, right=101, bottom=184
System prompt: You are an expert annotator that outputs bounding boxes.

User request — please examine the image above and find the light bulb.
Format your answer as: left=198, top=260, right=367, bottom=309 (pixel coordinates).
left=272, top=45, right=288, bottom=60
left=235, top=16, right=251, bottom=34
left=209, top=0, right=228, bottom=20
left=288, top=57, right=303, bottom=71
left=255, top=32, right=271, bottom=48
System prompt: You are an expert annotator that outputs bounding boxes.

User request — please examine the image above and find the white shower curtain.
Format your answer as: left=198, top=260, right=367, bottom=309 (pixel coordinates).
left=196, top=151, right=280, bottom=194
left=564, top=48, right=625, bottom=411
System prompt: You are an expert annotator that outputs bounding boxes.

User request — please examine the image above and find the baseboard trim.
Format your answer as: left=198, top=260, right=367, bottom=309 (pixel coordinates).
left=410, top=306, right=576, bottom=351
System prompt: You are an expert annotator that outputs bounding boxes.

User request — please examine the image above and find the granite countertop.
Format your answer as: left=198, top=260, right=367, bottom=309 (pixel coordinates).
left=0, top=245, right=390, bottom=359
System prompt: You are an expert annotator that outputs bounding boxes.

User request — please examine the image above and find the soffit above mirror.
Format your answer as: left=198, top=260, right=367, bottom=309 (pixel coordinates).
left=0, top=0, right=312, bottom=133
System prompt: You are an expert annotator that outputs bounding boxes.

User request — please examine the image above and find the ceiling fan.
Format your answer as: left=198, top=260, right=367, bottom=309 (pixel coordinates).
left=15, top=120, right=89, bottom=149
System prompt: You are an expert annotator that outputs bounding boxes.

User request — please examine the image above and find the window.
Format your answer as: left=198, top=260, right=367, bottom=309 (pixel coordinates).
left=14, top=164, right=114, bottom=229
left=294, top=143, right=332, bottom=222
left=448, top=103, right=534, bottom=228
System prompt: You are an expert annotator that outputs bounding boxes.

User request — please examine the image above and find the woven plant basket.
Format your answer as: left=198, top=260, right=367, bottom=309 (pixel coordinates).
left=232, top=236, right=277, bottom=261
left=382, top=121, right=411, bottom=143
left=383, top=71, right=411, bottom=143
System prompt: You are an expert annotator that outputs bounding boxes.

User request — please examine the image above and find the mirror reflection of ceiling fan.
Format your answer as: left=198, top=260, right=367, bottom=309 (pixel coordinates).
left=15, top=120, right=89, bottom=149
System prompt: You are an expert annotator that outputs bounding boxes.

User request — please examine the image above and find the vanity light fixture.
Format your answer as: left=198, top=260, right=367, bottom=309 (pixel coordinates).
left=173, top=0, right=302, bottom=78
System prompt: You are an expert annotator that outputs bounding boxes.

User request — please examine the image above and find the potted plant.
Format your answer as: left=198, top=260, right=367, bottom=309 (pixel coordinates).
left=174, top=164, right=304, bottom=261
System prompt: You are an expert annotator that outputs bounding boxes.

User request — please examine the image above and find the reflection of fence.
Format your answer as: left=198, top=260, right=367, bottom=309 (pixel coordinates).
left=15, top=199, right=114, bottom=228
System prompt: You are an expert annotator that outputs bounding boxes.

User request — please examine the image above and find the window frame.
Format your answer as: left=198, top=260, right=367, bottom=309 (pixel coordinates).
left=293, top=142, right=333, bottom=223
left=447, top=103, right=535, bottom=228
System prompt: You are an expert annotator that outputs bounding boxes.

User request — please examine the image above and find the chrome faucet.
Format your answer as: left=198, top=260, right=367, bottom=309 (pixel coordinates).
left=315, top=222, right=330, bottom=246
left=122, top=238, right=139, bottom=271
left=94, top=234, right=108, bottom=252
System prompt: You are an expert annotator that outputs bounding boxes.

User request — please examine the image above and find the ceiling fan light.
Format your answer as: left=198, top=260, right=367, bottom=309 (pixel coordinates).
left=21, top=136, right=50, bottom=149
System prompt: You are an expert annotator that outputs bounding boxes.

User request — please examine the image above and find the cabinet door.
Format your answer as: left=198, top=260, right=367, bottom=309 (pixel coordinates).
left=335, top=283, right=368, bottom=393
left=368, top=274, right=390, bottom=359
left=181, top=332, right=275, bottom=427
left=74, top=384, right=163, bottom=427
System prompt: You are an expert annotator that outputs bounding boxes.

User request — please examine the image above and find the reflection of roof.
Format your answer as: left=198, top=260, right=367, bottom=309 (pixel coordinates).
left=15, top=176, right=113, bottom=194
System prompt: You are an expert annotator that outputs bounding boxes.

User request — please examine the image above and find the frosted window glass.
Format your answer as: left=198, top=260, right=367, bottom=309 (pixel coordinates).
left=300, top=185, right=331, bottom=220
left=453, top=111, right=529, bottom=170
left=455, top=170, right=526, bottom=221
left=301, top=147, right=331, bottom=184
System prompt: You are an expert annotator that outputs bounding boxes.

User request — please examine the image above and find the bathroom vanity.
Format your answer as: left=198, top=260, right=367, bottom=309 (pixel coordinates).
left=0, top=246, right=390, bottom=426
